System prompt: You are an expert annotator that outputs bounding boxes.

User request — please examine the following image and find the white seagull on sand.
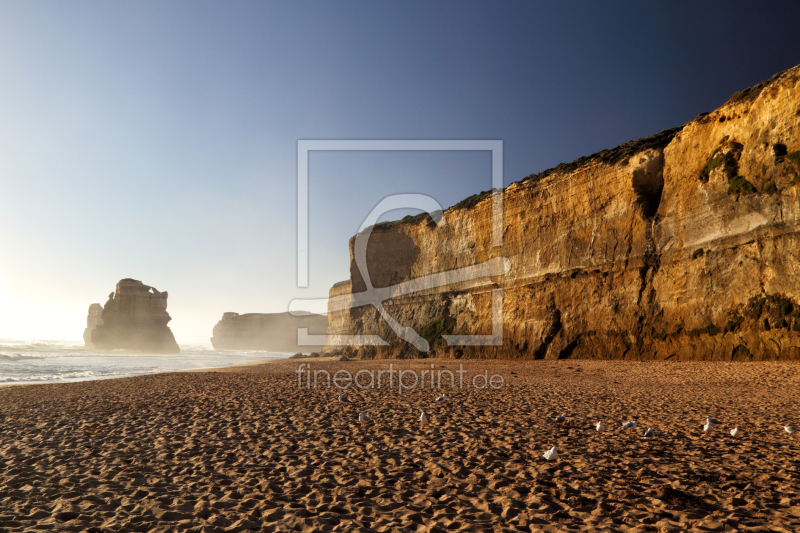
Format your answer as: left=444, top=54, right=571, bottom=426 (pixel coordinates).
left=730, top=427, right=741, bottom=437
left=337, top=393, right=351, bottom=403
left=596, top=421, right=605, bottom=432
left=703, top=416, right=720, bottom=433
left=555, top=414, right=566, bottom=424
left=420, top=410, right=430, bottom=425
left=643, top=428, right=654, bottom=438
left=785, top=426, right=796, bottom=435
left=435, top=393, right=446, bottom=403
left=622, top=420, right=637, bottom=431
left=543, top=446, right=558, bottom=461
left=358, top=412, right=371, bottom=426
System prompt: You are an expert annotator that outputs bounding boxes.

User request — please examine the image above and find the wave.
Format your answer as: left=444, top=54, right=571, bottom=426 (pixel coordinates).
left=0, top=353, right=51, bottom=361
left=0, top=369, right=135, bottom=383
left=0, top=342, right=290, bottom=385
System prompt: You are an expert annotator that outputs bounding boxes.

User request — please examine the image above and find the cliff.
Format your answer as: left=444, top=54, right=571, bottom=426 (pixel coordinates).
left=326, top=65, right=800, bottom=361
left=86, top=279, right=180, bottom=354
left=210, top=312, right=328, bottom=353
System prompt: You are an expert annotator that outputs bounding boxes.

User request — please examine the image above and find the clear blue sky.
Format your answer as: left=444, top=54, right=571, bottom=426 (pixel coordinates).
left=1, top=1, right=799, bottom=343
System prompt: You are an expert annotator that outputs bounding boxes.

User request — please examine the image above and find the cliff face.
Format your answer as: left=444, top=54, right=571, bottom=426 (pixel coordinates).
left=326, top=66, right=800, bottom=361
left=210, top=312, right=328, bottom=353
left=86, top=279, right=180, bottom=354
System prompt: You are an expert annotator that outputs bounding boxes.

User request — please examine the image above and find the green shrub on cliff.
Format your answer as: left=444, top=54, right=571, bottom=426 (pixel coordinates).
left=699, top=153, right=731, bottom=182
left=418, top=316, right=455, bottom=347
left=728, top=175, right=756, bottom=195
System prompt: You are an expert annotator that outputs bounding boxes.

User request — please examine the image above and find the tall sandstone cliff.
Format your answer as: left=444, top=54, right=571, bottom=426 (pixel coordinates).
left=326, top=66, right=800, bottom=361
left=85, top=279, right=180, bottom=354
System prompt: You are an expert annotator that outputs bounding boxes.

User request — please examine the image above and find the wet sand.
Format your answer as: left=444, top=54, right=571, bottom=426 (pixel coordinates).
left=0, top=359, right=799, bottom=532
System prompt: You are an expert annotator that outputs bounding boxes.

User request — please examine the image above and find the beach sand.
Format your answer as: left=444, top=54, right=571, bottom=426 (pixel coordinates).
left=1, top=358, right=799, bottom=532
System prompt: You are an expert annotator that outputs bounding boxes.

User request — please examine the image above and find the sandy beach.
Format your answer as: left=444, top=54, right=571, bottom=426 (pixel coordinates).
left=1, top=359, right=799, bottom=532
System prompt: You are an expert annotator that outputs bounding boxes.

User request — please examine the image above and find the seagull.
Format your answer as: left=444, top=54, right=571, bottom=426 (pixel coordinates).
left=420, top=410, right=430, bottom=425
left=596, top=421, right=605, bottom=432
left=358, top=412, right=371, bottom=426
left=555, top=414, right=566, bottom=424
left=435, top=393, right=446, bottom=403
left=543, top=446, right=558, bottom=461
left=643, top=428, right=654, bottom=438
left=785, top=426, right=796, bottom=435
left=703, top=416, right=719, bottom=433
left=730, top=427, right=741, bottom=437
left=622, top=420, right=637, bottom=431
left=337, top=393, right=351, bottom=403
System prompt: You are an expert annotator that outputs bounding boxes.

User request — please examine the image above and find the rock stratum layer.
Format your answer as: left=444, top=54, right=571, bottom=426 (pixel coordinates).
left=84, top=279, right=180, bottom=354
left=326, top=65, right=800, bottom=361
left=210, top=312, right=327, bottom=353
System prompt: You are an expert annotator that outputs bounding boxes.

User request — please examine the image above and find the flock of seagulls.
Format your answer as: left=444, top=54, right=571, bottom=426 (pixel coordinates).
left=345, top=392, right=446, bottom=429
left=340, top=392, right=796, bottom=462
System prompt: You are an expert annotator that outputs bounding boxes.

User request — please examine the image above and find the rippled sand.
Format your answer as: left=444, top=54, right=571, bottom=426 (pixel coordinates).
left=1, top=359, right=799, bottom=532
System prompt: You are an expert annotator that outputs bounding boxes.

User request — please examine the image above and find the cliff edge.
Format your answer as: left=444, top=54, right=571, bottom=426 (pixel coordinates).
left=326, top=65, right=800, bottom=361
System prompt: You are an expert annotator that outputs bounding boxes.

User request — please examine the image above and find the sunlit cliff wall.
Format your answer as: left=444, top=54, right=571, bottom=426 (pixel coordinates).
left=326, top=66, right=800, bottom=360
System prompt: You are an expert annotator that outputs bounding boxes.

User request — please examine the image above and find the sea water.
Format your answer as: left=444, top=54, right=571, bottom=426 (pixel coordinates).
left=0, top=339, right=291, bottom=385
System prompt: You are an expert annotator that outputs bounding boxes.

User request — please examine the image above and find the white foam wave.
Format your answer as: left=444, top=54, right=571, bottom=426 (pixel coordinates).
left=0, top=338, right=290, bottom=385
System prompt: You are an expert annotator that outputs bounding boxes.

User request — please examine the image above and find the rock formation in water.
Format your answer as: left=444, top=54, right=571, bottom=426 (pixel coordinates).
left=326, top=65, right=800, bottom=361
left=82, top=303, right=104, bottom=348
left=85, top=279, right=180, bottom=354
left=210, top=312, right=328, bottom=353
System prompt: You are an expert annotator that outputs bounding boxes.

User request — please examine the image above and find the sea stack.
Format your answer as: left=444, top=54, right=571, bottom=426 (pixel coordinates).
left=210, top=311, right=327, bottom=353
left=84, top=279, right=180, bottom=354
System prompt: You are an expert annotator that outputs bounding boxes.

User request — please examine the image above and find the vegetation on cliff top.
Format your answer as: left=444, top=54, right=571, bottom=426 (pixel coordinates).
left=373, top=125, right=685, bottom=231
left=370, top=210, right=441, bottom=232
left=726, top=68, right=800, bottom=106
left=521, top=126, right=684, bottom=186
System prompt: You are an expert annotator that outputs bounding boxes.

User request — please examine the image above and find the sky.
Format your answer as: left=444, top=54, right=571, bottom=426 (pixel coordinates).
left=1, top=1, right=800, bottom=343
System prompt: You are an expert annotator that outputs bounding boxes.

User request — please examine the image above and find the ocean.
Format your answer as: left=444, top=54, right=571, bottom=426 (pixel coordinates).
left=0, top=339, right=291, bottom=385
